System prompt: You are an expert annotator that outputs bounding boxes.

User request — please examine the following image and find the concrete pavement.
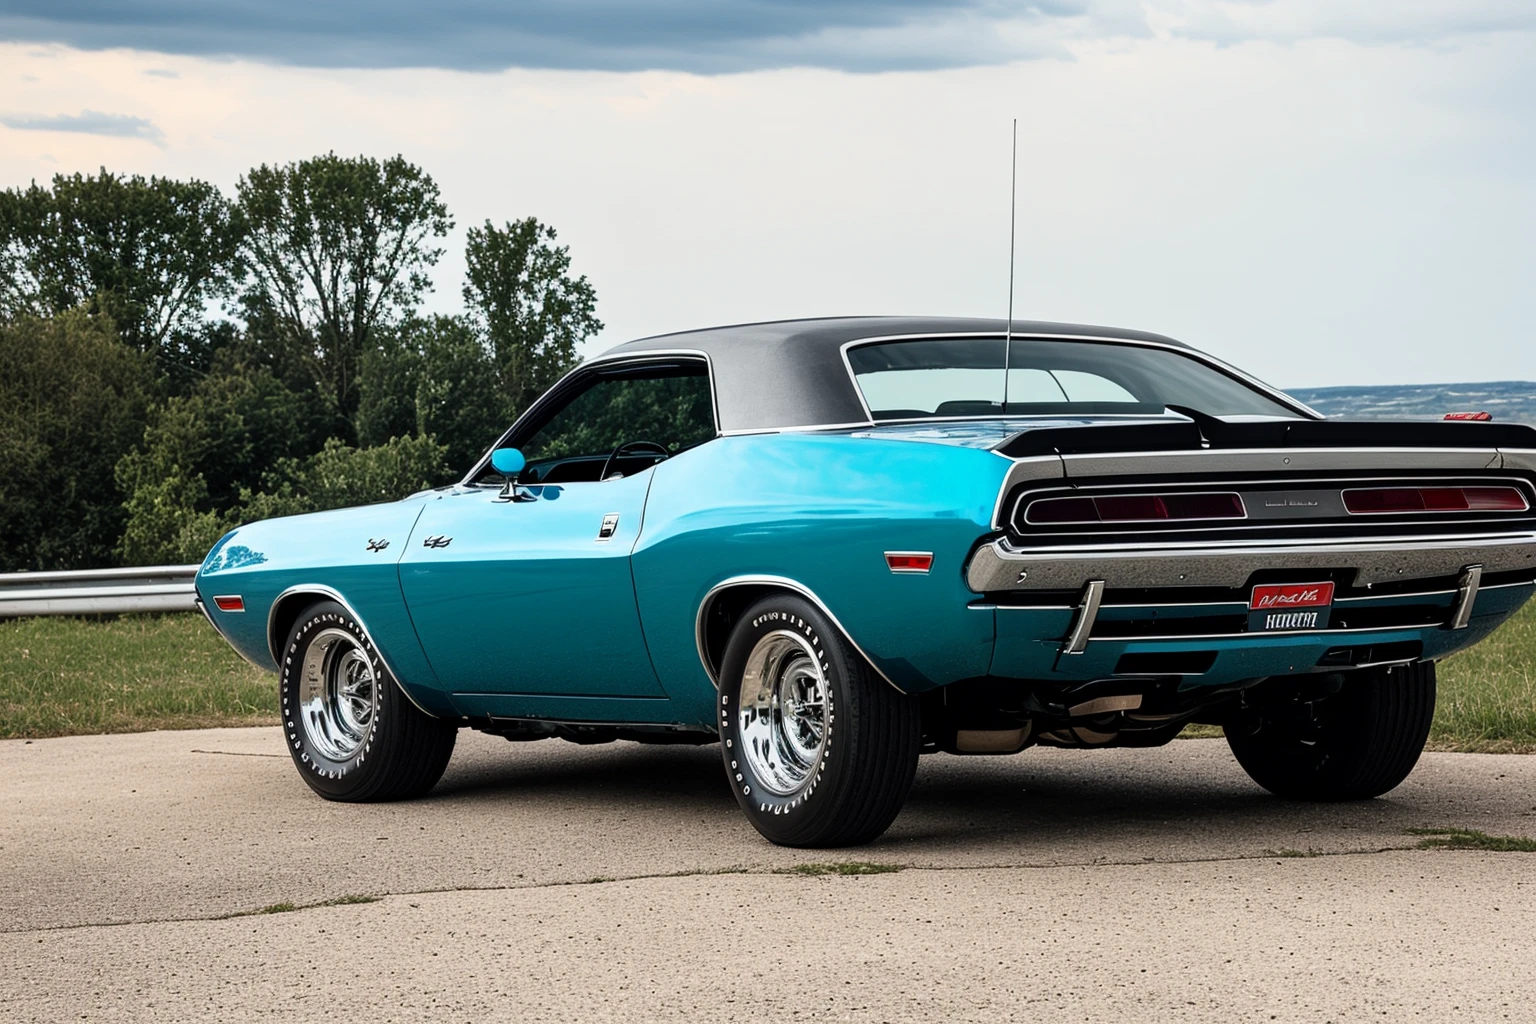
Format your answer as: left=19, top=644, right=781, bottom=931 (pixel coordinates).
left=2, top=728, right=1534, bottom=1021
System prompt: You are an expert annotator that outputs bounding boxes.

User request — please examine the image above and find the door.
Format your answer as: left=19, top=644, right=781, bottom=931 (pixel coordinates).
left=398, top=357, right=716, bottom=702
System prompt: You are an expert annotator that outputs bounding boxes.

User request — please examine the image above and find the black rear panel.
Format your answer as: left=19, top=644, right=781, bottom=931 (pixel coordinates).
left=995, top=418, right=1536, bottom=458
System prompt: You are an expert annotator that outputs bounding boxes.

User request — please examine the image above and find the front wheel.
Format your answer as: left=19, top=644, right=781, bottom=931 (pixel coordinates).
left=717, top=594, right=921, bottom=847
left=281, top=600, right=457, bottom=801
left=1225, top=661, right=1436, bottom=801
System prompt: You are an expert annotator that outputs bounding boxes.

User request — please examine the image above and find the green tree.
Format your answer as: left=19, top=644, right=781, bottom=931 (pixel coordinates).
left=463, top=218, right=600, bottom=420
left=238, top=435, right=451, bottom=522
left=0, top=313, right=153, bottom=570
left=358, top=315, right=506, bottom=472
left=237, top=154, right=452, bottom=441
left=0, top=170, right=241, bottom=361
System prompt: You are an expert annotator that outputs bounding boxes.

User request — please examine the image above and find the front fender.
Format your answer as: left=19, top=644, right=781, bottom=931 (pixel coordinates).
left=194, top=496, right=453, bottom=715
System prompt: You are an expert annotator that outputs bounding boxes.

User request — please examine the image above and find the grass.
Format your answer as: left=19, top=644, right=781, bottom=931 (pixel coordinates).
left=219, top=894, right=380, bottom=919
left=782, top=862, right=903, bottom=876
left=0, top=600, right=1533, bottom=748
left=0, top=613, right=275, bottom=739
left=1407, top=828, right=1536, bottom=852
left=1430, top=600, right=1536, bottom=753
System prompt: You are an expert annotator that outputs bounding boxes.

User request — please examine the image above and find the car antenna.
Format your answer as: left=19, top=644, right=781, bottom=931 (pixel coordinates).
left=1002, top=117, right=1018, bottom=415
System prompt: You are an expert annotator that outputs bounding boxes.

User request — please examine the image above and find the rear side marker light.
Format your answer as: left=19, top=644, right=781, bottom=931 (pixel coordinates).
left=886, top=552, right=934, bottom=574
left=1025, top=492, right=1246, bottom=525
left=1343, top=486, right=1528, bottom=514
left=213, top=595, right=245, bottom=612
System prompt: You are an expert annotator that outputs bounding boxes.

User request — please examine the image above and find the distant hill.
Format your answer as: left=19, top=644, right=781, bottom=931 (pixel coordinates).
left=1285, top=382, right=1536, bottom=426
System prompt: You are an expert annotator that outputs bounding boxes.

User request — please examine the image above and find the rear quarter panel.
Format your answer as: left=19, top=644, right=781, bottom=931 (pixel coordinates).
left=633, top=433, right=1010, bottom=725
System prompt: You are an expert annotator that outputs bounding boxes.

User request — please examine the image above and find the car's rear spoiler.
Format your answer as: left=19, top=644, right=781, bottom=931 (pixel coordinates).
left=994, top=417, right=1536, bottom=459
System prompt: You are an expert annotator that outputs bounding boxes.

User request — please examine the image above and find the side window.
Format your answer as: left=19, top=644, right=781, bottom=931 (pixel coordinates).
left=507, top=363, right=715, bottom=483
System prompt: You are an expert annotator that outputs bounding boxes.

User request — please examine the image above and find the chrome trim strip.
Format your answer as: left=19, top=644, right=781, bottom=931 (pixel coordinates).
left=993, top=455, right=1067, bottom=530
left=693, top=575, right=905, bottom=693
left=1062, top=580, right=1105, bottom=655
left=967, top=532, right=1536, bottom=592
left=986, top=578, right=1532, bottom=613
left=1450, top=565, right=1484, bottom=630
left=993, top=527, right=1536, bottom=556
left=268, top=584, right=438, bottom=718
left=1058, top=446, right=1502, bottom=480
left=1081, top=622, right=1467, bottom=644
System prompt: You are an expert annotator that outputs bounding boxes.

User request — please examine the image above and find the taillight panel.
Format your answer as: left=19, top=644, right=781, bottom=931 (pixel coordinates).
left=1025, top=492, right=1246, bottom=526
left=1343, top=486, right=1529, bottom=515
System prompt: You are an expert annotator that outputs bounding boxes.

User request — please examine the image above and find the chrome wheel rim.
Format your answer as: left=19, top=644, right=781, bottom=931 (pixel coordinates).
left=299, top=628, right=376, bottom=761
left=736, top=629, right=830, bottom=796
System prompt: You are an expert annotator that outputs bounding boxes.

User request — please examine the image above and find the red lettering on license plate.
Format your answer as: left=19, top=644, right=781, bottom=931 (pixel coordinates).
left=1249, top=582, right=1335, bottom=611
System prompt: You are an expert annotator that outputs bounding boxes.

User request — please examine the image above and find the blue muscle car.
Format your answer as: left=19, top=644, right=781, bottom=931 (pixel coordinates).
left=197, top=317, right=1536, bottom=847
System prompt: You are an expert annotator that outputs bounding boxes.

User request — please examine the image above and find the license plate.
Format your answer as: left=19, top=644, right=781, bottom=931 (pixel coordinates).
left=1248, top=582, right=1334, bottom=632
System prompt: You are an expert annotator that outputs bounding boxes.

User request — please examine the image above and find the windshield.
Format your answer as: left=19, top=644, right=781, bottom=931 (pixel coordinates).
left=845, top=337, right=1303, bottom=420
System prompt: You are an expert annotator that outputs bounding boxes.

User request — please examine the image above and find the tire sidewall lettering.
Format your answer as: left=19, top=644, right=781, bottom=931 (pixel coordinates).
left=725, top=603, right=840, bottom=822
left=281, top=608, right=385, bottom=783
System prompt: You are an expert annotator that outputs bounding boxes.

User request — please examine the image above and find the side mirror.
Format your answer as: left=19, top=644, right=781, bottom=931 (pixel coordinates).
left=491, top=448, right=535, bottom=503
left=491, top=448, right=526, bottom=476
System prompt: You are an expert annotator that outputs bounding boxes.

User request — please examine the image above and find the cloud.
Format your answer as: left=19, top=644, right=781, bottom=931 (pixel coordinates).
left=0, top=108, right=165, bottom=144
left=0, top=1, right=1531, bottom=74
left=0, top=0, right=1146, bottom=73
left=141, top=67, right=178, bottom=78
left=1159, top=1, right=1536, bottom=46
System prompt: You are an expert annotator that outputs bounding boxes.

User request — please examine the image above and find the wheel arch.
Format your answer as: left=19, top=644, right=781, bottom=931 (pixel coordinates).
left=694, top=575, right=905, bottom=693
left=267, top=584, right=441, bottom=718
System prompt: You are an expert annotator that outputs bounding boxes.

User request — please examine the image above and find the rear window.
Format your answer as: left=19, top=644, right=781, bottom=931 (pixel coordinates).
left=845, top=337, right=1301, bottom=420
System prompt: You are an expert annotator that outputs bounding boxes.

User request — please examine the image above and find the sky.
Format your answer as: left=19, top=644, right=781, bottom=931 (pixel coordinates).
left=1, top=1, right=1533, bottom=389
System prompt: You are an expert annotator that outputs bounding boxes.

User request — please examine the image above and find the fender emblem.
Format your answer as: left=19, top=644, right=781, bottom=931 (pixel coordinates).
left=422, top=535, right=453, bottom=549
left=366, top=538, right=389, bottom=552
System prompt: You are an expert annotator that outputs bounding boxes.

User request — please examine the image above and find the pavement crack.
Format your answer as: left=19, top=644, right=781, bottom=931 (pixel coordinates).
left=189, top=749, right=286, bottom=758
left=1, top=844, right=1440, bottom=937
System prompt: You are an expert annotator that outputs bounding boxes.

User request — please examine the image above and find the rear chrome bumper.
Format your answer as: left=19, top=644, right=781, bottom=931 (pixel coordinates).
left=966, top=531, right=1536, bottom=592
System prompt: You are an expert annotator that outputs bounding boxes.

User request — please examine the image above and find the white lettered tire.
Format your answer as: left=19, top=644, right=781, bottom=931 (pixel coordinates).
left=717, top=594, right=920, bottom=847
left=281, top=600, right=457, bottom=801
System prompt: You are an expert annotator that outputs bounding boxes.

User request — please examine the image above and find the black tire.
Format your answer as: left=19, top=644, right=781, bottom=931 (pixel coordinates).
left=717, top=594, right=920, bottom=847
left=1225, top=661, right=1436, bottom=801
left=280, top=600, right=457, bottom=801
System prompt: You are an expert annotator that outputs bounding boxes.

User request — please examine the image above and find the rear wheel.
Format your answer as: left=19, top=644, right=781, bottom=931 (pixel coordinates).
left=717, top=594, right=921, bottom=847
left=281, top=600, right=457, bottom=801
left=1225, top=662, right=1435, bottom=800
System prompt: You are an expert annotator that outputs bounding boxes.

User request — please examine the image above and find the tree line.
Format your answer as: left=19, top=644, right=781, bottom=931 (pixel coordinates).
left=0, top=155, right=601, bottom=571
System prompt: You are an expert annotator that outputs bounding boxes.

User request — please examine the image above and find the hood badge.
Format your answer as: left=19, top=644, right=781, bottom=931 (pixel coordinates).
left=422, top=535, right=453, bottom=549
left=366, top=538, right=389, bottom=552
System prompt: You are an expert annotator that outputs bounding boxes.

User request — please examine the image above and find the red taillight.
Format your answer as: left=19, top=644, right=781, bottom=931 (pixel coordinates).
left=212, top=595, right=245, bottom=612
left=885, top=552, right=934, bottom=573
left=1343, top=486, right=1528, bottom=514
left=1025, top=492, right=1246, bottom=525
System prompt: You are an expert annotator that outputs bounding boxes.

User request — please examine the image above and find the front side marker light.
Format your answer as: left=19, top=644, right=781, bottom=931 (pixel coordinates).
left=885, top=552, right=934, bottom=574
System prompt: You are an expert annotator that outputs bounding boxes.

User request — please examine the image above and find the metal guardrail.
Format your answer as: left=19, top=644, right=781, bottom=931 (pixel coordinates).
left=0, top=565, right=200, bottom=617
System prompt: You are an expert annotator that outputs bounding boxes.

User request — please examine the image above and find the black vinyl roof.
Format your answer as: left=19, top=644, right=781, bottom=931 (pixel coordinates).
left=600, top=316, right=1191, bottom=433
